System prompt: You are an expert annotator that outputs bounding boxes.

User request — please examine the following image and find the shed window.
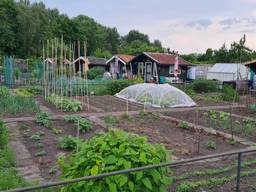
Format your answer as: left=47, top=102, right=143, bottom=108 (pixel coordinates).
left=169, top=65, right=181, bottom=74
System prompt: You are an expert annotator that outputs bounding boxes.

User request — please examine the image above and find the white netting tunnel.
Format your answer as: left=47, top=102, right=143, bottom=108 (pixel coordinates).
left=115, top=83, right=196, bottom=108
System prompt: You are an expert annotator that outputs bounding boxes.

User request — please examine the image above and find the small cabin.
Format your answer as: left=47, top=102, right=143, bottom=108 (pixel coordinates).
left=106, top=54, right=135, bottom=79
left=130, top=52, right=191, bottom=83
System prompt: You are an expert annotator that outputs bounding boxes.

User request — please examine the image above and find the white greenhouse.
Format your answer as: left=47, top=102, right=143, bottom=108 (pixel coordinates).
left=115, top=83, right=196, bottom=108
left=207, top=63, right=249, bottom=82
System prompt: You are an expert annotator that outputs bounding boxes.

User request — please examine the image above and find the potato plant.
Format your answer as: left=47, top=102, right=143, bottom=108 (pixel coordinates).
left=58, top=129, right=171, bottom=192
left=64, top=115, right=92, bottom=133
left=47, top=94, right=82, bottom=112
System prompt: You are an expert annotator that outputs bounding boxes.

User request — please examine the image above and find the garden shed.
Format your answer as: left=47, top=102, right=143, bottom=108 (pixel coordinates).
left=130, top=52, right=191, bottom=83
left=106, top=54, right=135, bottom=79
left=207, top=63, right=249, bottom=82
left=245, top=59, right=256, bottom=89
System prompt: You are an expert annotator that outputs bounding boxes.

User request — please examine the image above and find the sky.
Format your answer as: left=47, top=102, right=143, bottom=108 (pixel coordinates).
left=31, top=0, right=256, bottom=54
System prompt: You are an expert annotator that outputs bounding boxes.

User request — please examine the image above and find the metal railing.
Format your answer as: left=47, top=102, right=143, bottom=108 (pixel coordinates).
left=2, top=147, right=256, bottom=192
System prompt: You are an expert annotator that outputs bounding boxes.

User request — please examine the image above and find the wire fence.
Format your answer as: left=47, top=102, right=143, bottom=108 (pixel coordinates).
left=2, top=148, right=256, bottom=192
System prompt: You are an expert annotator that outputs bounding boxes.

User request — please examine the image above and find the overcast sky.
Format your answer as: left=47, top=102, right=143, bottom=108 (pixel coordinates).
left=31, top=0, right=256, bottom=54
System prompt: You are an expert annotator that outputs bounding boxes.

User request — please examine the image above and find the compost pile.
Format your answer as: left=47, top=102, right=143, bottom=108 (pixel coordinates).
left=115, top=83, right=196, bottom=108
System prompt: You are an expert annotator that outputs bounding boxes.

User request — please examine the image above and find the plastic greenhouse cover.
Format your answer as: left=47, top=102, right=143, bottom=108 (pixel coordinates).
left=115, top=83, right=196, bottom=108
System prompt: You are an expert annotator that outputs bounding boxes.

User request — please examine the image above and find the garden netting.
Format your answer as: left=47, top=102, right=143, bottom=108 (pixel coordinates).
left=115, top=83, right=196, bottom=108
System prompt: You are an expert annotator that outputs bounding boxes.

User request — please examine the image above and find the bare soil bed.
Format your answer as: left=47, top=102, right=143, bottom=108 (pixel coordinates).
left=194, top=96, right=235, bottom=107
left=220, top=107, right=256, bottom=118
left=105, top=113, right=245, bottom=159
left=18, top=119, right=105, bottom=181
left=164, top=109, right=256, bottom=142
left=77, top=95, right=146, bottom=112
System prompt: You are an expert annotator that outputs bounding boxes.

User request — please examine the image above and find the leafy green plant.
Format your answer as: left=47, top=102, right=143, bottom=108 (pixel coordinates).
left=58, top=135, right=82, bottom=150
left=206, top=141, right=217, bottom=150
left=178, top=121, right=189, bottom=129
left=35, top=111, right=53, bottom=129
left=53, top=128, right=62, bottom=134
left=58, top=129, right=171, bottom=192
left=220, top=85, right=239, bottom=102
left=47, top=94, right=82, bottom=112
left=104, top=115, right=118, bottom=126
left=30, top=134, right=41, bottom=141
left=64, top=115, right=92, bottom=133
left=243, top=119, right=256, bottom=135
left=34, top=150, right=47, bottom=157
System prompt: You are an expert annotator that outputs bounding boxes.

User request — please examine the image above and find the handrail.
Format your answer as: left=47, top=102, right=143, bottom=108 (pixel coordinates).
left=2, top=147, right=256, bottom=192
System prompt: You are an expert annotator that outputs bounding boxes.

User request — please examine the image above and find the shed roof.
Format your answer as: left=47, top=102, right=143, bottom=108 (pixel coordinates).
left=106, top=54, right=135, bottom=64
left=208, top=63, right=245, bottom=74
left=244, top=59, right=256, bottom=66
left=88, top=56, right=107, bottom=66
left=144, top=52, right=191, bottom=66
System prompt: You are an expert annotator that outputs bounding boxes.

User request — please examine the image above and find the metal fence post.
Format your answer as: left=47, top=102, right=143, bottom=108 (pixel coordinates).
left=236, top=152, right=242, bottom=192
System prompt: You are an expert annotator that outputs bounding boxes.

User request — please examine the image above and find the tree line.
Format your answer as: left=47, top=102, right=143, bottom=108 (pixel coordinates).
left=1, top=0, right=256, bottom=64
left=0, top=0, right=164, bottom=59
left=181, top=35, right=256, bottom=64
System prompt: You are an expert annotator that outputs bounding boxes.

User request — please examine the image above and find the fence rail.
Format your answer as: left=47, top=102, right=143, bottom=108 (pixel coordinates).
left=2, top=147, right=256, bottom=192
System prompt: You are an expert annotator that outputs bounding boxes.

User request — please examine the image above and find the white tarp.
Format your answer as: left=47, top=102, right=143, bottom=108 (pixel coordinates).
left=115, top=83, right=196, bottom=108
left=207, top=63, right=249, bottom=82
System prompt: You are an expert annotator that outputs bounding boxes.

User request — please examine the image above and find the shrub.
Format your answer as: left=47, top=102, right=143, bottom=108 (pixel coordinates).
left=87, top=67, right=105, bottom=80
left=58, top=129, right=171, bottom=192
left=106, top=79, right=143, bottom=95
left=178, top=121, right=189, bottom=129
left=220, top=85, right=239, bottom=102
left=188, top=80, right=219, bottom=93
left=104, top=115, right=118, bottom=126
left=35, top=111, right=53, bottom=129
left=58, top=135, right=82, bottom=150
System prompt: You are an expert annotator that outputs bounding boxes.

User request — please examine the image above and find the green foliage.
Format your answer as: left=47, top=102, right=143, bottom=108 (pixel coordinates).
left=0, top=86, right=10, bottom=97
left=104, top=115, right=118, bottom=126
left=206, top=141, right=217, bottom=150
left=35, top=111, right=53, bottom=129
left=14, top=88, right=34, bottom=97
left=47, top=94, right=82, bottom=112
left=0, top=95, right=39, bottom=116
left=64, top=115, right=93, bottom=133
left=220, top=85, right=240, bottom=102
left=188, top=80, right=219, bottom=93
left=58, top=129, right=171, bottom=192
left=87, top=67, right=105, bottom=80
left=178, top=121, right=189, bottom=129
left=93, top=49, right=112, bottom=59
left=58, top=135, right=82, bottom=150
left=106, top=79, right=143, bottom=95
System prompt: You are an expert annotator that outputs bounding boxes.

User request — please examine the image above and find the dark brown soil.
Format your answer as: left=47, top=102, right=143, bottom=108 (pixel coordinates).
left=194, top=96, right=234, bottom=107
left=18, top=119, right=105, bottom=181
left=164, top=109, right=256, bottom=142
left=220, top=107, right=256, bottom=118
left=79, top=95, right=146, bottom=112
left=110, top=114, right=244, bottom=159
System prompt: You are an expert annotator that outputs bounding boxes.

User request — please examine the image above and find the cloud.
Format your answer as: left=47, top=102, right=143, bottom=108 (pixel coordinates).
left=134, top=17, right=256, bottom=54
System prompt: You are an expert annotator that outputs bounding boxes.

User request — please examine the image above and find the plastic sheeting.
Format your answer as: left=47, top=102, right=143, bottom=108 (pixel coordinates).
left=115, top=83, right=196, bottom=108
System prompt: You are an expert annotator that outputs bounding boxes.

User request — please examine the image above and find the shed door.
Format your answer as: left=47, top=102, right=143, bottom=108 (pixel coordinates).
left=145, top=62, right=152, bottom=82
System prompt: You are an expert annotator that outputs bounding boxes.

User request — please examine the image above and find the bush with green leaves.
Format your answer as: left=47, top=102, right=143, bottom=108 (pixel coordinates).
left=178, top=121, right=189, bottom=129
left=58, top=129, right=171, bottom=192
left=188, top=80, right=219, bottom=93
left=58, top=135, right=82, bottom=150
left=87, top=67, right=105, bottom=80
left=64, top=115, right=92, bottom=133
left=220, top=85, right=239, bottom=102
left=47, top=94, right=82, bottom=112
left=35, top=111, right=53, bottom=129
